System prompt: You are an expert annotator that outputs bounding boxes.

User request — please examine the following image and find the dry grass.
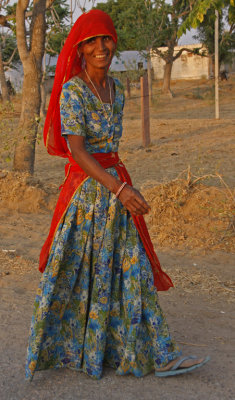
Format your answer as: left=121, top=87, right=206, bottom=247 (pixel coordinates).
left=0, top=170, right=57, bottom=213
left=0, top=167, right=234, bottom=253
left=165, top=265, right=235, bottom=302
left=142, top=171, right=235, bottom=253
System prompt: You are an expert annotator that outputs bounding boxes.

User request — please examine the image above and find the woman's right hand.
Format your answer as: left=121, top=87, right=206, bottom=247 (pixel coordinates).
left=118, top=184, right=151, bottom=216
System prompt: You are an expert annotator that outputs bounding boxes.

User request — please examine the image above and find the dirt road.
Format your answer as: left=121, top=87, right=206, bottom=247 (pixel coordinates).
left=0, top=248, right=234, bottom=400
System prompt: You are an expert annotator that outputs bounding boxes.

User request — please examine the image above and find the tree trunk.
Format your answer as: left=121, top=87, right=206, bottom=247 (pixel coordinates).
left=0, top=41, right=10, bottom=103
left=14, top=0, right=47, bottom=174
left=162, top=61, right=173, bottom=96
left=13, top=61, right=41, bottom=174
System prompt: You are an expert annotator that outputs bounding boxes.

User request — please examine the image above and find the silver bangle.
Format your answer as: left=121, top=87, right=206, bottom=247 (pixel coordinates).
left=115, top=181, right=127, bottom=198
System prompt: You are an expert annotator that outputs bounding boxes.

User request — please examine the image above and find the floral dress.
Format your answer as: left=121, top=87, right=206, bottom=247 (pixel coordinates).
left=25, top=77, right=180, bottom=380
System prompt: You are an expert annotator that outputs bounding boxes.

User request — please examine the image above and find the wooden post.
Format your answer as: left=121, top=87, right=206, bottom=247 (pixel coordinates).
left=126, top=77, right=131, bottom=98
left=140, top=74, right=150, bottom=147
left=215, top=9, right=219, bottom=119
left=147, top=55, right=153, bottom=105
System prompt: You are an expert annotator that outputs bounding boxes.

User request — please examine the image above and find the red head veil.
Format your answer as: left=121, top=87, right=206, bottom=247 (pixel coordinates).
left=43, top=9, right=117, bottom=158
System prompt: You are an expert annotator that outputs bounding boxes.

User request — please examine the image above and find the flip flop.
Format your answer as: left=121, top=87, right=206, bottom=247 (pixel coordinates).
left=155, top=355, right=210, bottom=377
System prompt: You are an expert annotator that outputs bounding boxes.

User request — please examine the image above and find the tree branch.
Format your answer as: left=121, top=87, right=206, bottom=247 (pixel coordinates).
left=174, top=9, right=191, bottom=19
left=46, top=0, right=54, bottom=8
left=3, top=46, right=17, bottom=65
left=45, top=42, right=57, bottom=54
left=24, top=0, right=54, bottom=17
left=151, top=45, right=207, bottom=63
left=16, top=0, right=30, bottom=61
left=151, top=47, right=168, bottom=61
left=172, top=46, right=205, bottom=61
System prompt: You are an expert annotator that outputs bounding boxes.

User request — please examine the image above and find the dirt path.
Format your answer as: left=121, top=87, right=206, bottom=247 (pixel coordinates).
left=0, top=248, right=234, bottom=400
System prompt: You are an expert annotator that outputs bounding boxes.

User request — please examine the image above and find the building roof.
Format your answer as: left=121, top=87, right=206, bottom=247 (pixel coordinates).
left=110, top=51, right=147, bottom=72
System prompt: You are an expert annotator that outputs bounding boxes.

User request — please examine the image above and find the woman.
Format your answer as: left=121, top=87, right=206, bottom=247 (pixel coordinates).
left=26, top=9, right=209, bottom=380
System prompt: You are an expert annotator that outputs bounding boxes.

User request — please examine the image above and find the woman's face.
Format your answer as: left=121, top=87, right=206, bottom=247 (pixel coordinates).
left=79, top=35, right=116, bottom=71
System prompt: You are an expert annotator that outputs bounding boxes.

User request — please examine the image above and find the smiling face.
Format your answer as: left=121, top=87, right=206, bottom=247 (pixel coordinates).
left=79, top=35, right=116, bottom=72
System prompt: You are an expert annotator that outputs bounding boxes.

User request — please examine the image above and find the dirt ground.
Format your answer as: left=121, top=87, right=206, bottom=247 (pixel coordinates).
left=0, top=76, right=235, bottom=400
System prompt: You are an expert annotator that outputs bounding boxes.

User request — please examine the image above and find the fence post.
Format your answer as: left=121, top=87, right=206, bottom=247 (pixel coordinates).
left=140, top=74, right=150, bottom=147
left=126, top=77, right=131, bottom=98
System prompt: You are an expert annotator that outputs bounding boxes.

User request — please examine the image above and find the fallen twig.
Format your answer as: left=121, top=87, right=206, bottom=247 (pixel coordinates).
left=178, top=341, right=208, bottom=347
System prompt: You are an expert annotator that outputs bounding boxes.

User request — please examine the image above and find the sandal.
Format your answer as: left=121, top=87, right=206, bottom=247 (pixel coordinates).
left=155, top=355, right=210, bottom=377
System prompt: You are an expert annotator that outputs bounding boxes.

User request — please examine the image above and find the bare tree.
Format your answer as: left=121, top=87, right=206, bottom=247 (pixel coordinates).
left=13, top=0, right=97, bottom=174
left=12, top=0, right=55, bottom=174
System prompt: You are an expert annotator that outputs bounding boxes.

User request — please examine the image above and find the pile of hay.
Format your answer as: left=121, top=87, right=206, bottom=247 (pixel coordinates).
left=142, top=179, right=235, bottom=253
left=0, top=170, right=57, bottom=213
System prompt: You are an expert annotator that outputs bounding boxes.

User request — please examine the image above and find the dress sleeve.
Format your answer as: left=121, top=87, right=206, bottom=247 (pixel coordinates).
left=60, top=82, right=86, bottom=137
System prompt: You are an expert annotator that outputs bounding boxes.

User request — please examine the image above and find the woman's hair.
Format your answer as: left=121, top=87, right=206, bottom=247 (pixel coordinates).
left=44, top=9, right=117, bottom=158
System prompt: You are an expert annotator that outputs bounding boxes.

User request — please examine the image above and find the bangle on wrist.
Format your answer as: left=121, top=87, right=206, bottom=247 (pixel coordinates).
left=115, top=181, right=127, bottom=198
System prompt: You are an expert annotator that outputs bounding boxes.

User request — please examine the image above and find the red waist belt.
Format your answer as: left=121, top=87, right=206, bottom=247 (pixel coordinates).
left=39, top=152, right=173, bottom=291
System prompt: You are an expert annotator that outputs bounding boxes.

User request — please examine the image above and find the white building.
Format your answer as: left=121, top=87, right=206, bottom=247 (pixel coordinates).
left=110, top=51, right=147, bottom=72
left=2, top=63, right=23, bottom=93
left=151, top=44, right=210, bottom=80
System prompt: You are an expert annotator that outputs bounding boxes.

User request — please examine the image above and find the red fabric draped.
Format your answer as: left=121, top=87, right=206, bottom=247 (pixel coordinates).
left=43, top=10, right=117, bottom=158
left=39, top=152, right=173, bottom=292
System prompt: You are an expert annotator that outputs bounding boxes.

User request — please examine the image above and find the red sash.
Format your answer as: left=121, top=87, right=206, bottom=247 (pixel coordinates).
left=39, top=152, right=173, bottom=291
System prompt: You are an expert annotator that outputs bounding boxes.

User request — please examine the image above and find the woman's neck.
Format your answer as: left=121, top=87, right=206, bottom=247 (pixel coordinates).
left=80, top=66, right=109, bottom=88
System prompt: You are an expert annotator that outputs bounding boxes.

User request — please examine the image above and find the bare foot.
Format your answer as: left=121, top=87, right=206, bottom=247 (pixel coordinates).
left=157, top=357, right=204, bottom=372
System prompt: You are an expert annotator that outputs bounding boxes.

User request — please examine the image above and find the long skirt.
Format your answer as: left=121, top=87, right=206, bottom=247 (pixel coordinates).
left=25, top=168, right=180, bottom=380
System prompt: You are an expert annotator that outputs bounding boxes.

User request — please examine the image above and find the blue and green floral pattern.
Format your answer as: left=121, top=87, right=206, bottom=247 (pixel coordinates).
left=60, top=77, right=124, bottom=153
left=25, top=77, right=180, bottom=380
